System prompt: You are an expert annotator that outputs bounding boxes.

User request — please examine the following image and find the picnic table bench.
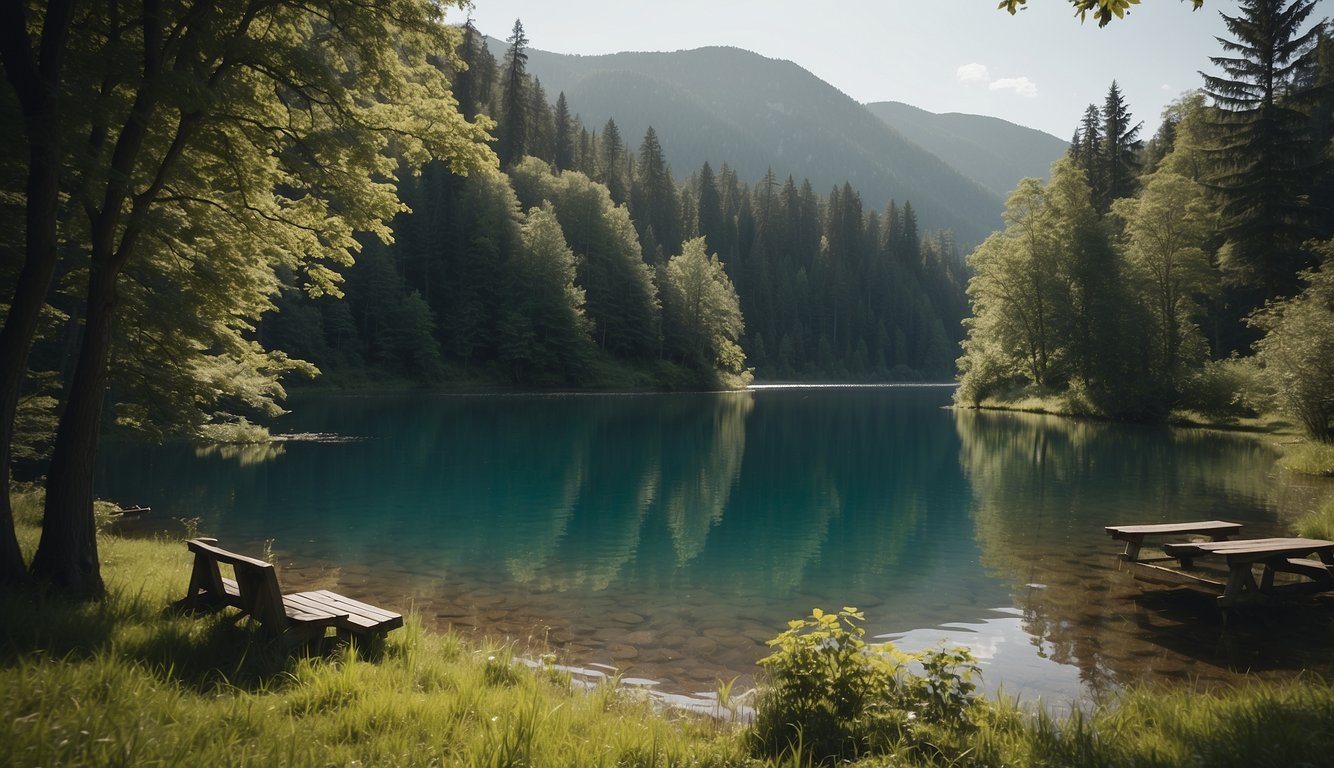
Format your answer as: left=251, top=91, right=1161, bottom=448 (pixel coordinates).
left=178, top=538, right=403, bottom=647
left=1105, top=520, right=1243, bottom=562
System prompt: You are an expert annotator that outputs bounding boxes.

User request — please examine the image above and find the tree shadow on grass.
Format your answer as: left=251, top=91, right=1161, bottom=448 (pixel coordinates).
left=1, top=584, right=395, bottom=695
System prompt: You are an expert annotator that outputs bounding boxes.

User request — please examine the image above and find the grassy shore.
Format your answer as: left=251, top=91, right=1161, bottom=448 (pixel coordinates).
left=5, top=495, right=1334, bottom=766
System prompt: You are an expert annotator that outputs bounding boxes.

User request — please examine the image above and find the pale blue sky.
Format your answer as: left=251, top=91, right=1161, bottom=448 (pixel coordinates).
left=461, top=0, right=1290, bottom=139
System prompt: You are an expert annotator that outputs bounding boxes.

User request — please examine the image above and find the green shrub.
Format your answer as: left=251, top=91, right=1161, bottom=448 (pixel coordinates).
left=1176, top=356, right=1265, bottom=419
left=748, top=607, right=980, bottom=765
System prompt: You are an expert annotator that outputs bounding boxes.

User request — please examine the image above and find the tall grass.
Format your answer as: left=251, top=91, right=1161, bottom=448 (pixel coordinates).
left=1279, top=441, right=1334, bottom=476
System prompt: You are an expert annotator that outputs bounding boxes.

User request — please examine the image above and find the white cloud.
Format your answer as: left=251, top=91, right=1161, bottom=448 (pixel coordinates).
left=956, top=62, right=991, bottom=82
left=989, top=77, right=1038, bottom=98
left=957, top=63, right=1037, bottom=98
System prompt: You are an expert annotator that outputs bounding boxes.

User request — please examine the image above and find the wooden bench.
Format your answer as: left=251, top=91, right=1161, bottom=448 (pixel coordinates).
left=178, top=538, right=403, bottom=647
left=1106, top=520, right=1243, bottom=562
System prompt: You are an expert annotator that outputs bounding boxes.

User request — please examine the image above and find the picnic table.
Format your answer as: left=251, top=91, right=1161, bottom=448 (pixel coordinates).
left=1161, top=537, right=1334, bottom=608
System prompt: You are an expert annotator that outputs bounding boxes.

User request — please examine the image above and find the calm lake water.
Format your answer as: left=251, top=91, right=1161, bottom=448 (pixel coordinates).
left=97, top=385, right=1334, bottom=708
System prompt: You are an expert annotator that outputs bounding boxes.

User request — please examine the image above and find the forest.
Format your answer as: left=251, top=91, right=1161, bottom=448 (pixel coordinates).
left=260, top=20, right=968, bottom=392
left=957, top=0, right=1333, bottom=437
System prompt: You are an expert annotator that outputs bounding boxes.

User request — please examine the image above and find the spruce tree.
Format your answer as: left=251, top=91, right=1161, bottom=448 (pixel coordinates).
left=1100, top=81, right=1143, bottom=212
left=631, top=126, right=681, bottom=262
left=553, top=92, right=575, bottom=172
left=696, top=162, right=724, bottom=255
left=598, top=118, right=628, bottom=204
left=1071, top=104, right=1106, bottom=206
left=496, top=18, right=529, bottom=167
left=1202, top=0, right=1324, bottom=299
left=526, top=78, right=554, bottom=163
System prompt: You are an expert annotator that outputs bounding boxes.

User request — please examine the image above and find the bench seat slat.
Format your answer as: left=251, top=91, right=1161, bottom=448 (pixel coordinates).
left=289, top=590, right=403, bottom=631
left=307, top=590, right=402, bottom=623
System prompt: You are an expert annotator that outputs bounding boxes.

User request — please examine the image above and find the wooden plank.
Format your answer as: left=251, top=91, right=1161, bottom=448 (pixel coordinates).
left=287, top=590, right=403, bottom=633
left=187, top=538, right=273, bottom=570
left=1125, top=561, right=1225, bottom=593
left=281, top=593, right=348, bottom=624
left=308, top=590, right=402, bottom=623
left=1106, top=520, right=1242, bottom=538
left=1165, top=538, right=1334, bottom=565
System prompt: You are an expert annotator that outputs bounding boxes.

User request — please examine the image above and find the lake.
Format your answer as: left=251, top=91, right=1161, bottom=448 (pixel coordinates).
left=97, top=385, right=1334, bottom=709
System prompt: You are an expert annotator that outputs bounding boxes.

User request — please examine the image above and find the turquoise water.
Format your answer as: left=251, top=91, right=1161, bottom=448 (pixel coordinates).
left=97, top=385, right=1333, bottom=706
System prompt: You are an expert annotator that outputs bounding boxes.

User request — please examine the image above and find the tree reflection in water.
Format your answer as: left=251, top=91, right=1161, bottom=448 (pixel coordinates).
left=955, top=407, right=1334, bottom=698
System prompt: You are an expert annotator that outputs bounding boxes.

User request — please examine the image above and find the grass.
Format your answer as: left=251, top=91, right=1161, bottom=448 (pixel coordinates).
left=1278, top=441, right=1334, bottom=477
left=6, top=496, right=1334, bottom=766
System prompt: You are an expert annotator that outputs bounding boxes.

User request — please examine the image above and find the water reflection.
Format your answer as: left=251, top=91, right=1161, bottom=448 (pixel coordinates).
left=96, top=388, right=1333, bottom=702
left=954, top=407, right=1334, bottom=696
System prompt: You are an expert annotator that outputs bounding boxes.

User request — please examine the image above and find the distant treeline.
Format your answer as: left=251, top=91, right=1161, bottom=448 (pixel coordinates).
left=265, top=20, right=967, bottom=387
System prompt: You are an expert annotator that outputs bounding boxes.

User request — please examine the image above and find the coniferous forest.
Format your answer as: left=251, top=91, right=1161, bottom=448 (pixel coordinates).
left=261, top=20, right=969, bottom=391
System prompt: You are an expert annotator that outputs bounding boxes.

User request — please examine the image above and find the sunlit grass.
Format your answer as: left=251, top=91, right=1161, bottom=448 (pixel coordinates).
left=969, top=680, right=1334, bottom=767
left=2, top=542, right=743, bottom=765
left=1295, top=497, right=1334, bottom=541
left=1278, top=441, right=1334, bottom=477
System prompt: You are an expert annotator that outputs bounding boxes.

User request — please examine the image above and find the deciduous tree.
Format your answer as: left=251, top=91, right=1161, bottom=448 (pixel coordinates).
left=1, top=0, right=493, bottom=595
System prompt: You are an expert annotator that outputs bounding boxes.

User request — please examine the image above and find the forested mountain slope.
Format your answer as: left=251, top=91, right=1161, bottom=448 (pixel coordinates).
left=501, top=41, right=1004, bottom=247
left=864, top=101, right=1068, bottom=199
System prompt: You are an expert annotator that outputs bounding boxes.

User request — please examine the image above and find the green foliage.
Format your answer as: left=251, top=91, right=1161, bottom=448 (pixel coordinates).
left=1175, top=356, right=1267, bottom=419
left=1250, top=240, right=1334, bottom=442
left=999, top=0, right=1204, bottom=27
left=959, top=158, right=1140, bottom=411
left=750, top=607, right=980, bottom=765
left=1112, top=171, right=1217, bottom=392
left=658, top=238, right=750, bottom=382
left=1203, top=0, right=1326, bottom=301
left=497, top=203, right=594, bottom=384
left=196, top=417, right=272, bottom=446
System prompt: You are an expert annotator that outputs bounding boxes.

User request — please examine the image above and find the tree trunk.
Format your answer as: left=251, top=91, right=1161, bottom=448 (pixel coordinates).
left=29, top=265, right=119, bottom=598
left=0, top=0, right=77, bottom=589
left=0, top=134, right=62, bottom=588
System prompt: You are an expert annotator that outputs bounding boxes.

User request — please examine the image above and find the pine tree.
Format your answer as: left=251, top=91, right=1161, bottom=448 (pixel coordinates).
left=598, top=118, right=628, bottom=204
left=552, top=92, right=575, bottom=172
left=526, top=78, right=554, bottom=163
left=1071, top=104, right=1106, bottom=206
left=1100, top=81, right=1143, bottom=212
left=1202, top=0, right=1324, bottom=299
left=696, top=162, right=724, bottom=255
left=496, top=18, right=529, bottom=167
left=631, top=126, right=681, bottom=262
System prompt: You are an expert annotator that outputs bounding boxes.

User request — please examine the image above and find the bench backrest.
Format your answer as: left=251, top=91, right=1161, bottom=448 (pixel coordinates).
left=186, top=538, right=289, bottom=632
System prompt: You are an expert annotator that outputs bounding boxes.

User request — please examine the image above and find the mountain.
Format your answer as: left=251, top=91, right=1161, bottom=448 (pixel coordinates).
left=495, top=41, right=1004, bottom=247
left=863, top=101, right=1068, bottom=200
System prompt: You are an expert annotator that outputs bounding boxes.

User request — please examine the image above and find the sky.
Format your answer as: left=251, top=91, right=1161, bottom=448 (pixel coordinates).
left=462, top=0, right=1264, bottom=140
